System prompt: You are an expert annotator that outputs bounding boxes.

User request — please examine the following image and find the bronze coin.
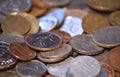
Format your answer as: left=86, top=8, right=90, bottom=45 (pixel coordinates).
left=9, top=42, right=36, bottom=61
left=108, top=10, right=120, bottom=26
left=108, top=46, right=120, bottom=72
left=50, top=30, right=71, bottom=44
left=115, top=72, right=120, bottom=77
left=0, top=41, right=17, bottom=70
left=25, top=32, right=63, bottom=51
left=93, top=26, right=120, bottom=48
left=69, top=35, right=104, bottom=55
left=16, top=60, right=47, bottom=77
left=82, top=13, right=110, bottom=34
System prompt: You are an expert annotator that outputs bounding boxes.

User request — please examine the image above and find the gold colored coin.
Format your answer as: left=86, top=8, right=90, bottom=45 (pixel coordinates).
left=1, top=15, right=30, bottom=35
left=109, top=10, right=120, bottom=26
left=86, top=0, right=120, bottom=11
left=82, top=13, right=110, bottom=34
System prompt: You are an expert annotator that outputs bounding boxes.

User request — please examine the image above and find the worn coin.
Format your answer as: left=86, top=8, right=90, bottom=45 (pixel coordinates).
left=82, top=13, right=110, bottom=34
left=93, top=26, right=120, bottom=48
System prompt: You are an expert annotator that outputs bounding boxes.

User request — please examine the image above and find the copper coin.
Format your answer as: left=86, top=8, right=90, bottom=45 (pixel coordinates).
left=0, top=41, right=17, bottom=70
left=50, top=30, right=71, bottom=44
left=9, top=42, right=36, bottom=61
left=108, top=46, right=120, bottom=72
left=82, top=13, right=110, bottom=34
left=93, top=26, right=120, bottom=48
left=69, top=35, right=104, bottom=55
left=16, top=60, right=47, bottom=77
left=108, top=10, right=120, bottom=26
left=25, top=32, right=62, bottom=51
left=116, top=72, right=120, bottom=77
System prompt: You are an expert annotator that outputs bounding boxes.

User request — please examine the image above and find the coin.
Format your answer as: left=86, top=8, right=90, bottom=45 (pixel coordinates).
left=50, top=30, right=71, bottom=44
left=1, top=15, right=31, bottom=35
left=0, top=41, right=17, bottom=70
left=69, top=35, right=104, bottom=55
left=108, top=10, right=120, bottom=26
left=97, top=66, right=108, bottom=77
left=0, top=71, right=19, bottom=77
left=68, top=56, right=101, bottom=77
left=108, top=46, right=120, bottom=72
left=0, top=13, right=5, bottom=23
left=85, top=0, right=120, bottom=11
left=0, top=34, right=24, bottom=44
left=93, top=26, right=120, bottom=48
left=0, top=0, right=32, bottom=14
left=9, top=42, right=36, bottom=61
left=116, top=72, right=120, bottom=77
left=16, top=60, right=47, bottom=77
left=82, top=13, right=110, bottom=34
left=25, top=32, right=63, bottom=51
left=45, top=74, right=55, bottom=77
left=60, top=16, right=84, bottom=37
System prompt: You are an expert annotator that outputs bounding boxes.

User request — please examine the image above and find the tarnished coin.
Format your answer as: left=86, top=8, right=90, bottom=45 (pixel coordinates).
left=93, top=26, right=120, bottom=48
left=68, top=56, right=101, bottom=77
left=25, top=32, right=62, bottom=51
left=82, top=13, right=110, bottom=34
left=60, top=16, right=84, bottom=37
left=69, top=35, right=104, bottom=55
left=0, top=41, right=17, bottom=70
left=0, top=0, right=32, bottom=14
left=9, top=42, right=36, bottom=61
left=50, top=30, right=71, bottom=44
left=108, top=10, right=120, bottom=26
left=16, top=60, right=47, bottom=77
left=108, top=46, right=120, bottom=72
left=47, top=57, right=73, bottom=77
left=0, top=71, right=19, bottom=77
left=0, top=34, right=24, bottom=44
left=1, top=15, right=31, bottom=35
left=85, top=0, right=120, bottom=11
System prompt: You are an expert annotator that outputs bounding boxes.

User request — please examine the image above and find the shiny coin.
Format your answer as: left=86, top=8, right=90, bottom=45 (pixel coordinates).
left=47, top=57, right=73, bottom=77
left=108, top=46, right=120, bottom=72
left=16, top=60, right=47, bottom=77
left=68, top=56, right=101, bottom=77
left=93, top=26, right=120, bottom=48
left=108, top=10, right=120, bottom=26
left=0, top=34, right=24, bottom=44
left=9, top=42, right=36, bottom=61
left=69, top=35, right=104, bottom=55
left=1, top=15, right=31, bottom=35
left=25, top=32, right=62, bottom=51
left=60, top=16, right=83, bottom=37
left=0, top=41, right=17, bottom=70
left=85, top=0, right=120, bottom=11
left=50, top=30, right=71, bottom=44
left=82, top=13, right=110, bottom=34
left=0, top=0, right=32, bottom=14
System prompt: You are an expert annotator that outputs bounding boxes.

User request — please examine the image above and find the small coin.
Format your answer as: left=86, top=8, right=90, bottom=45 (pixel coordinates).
left=108, top=10, right=120, bottom=26
left=9, top=42, right=36, bottom=61
left=82, top=13, right=110, bottom=34
left=93, top=26, right=120, bottom=48
left=69, top=35, right=104, bottom=55
left=85, top=0, right=120, bottom=11
left=60, top=16, right=83, bottom=37
left=16, top=60, right=47, bottom=77
left=25, top=32, right=63, bottom=51
left=0, top=0, right=32, bottom=14
left=0, top=41, right=17, bottom=70
left=1, top=15, right=31, bottom=35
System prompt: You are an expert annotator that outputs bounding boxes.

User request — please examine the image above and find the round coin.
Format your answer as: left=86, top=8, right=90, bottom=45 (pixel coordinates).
left=16, top=60, right=47, bottom=77
left=82, top=13, right=110, bottom=34
left=93, top=26, right=120, bottom=48
left=25, top=32, right=62, bottom=51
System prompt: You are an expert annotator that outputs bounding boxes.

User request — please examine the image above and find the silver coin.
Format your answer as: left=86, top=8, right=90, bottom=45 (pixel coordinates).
left=0, top=0, right=32, bottom=14
left=60, top=16, right=84, bottom=37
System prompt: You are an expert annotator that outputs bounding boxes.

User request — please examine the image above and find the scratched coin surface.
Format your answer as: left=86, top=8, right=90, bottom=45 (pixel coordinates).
left=60, top=16, right=83, bottom=37
left=82, top=13, right=110, bottom=34
left=93, top=26, right=120, bottom=48
left=25, top=32, right=62, bottom=51
left=0, top=0, right=32, bottom=14
left=69, top=35, right=104, bottom=55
